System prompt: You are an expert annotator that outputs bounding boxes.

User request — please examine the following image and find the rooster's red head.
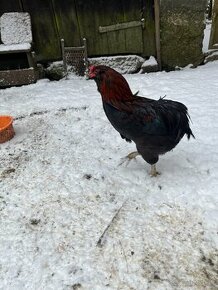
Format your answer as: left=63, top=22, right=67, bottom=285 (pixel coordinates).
left=88, top=65, right=133, bottom=106
left=88, top=65, right=98, bottom=79
left=88, top=65, right=108, bottom=80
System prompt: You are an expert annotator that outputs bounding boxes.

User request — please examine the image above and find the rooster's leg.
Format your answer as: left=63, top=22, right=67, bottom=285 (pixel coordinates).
left=119, top=151, right=140, bottom=166
left=150, top=164, right=160, bottom=177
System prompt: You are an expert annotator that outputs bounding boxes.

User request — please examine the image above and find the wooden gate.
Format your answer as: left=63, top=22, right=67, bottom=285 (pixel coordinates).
left=71, top=0, right=155, bottom=57
left=209, top=0, right=218, bottom=49
left=52, top=0, right=155, bottom=58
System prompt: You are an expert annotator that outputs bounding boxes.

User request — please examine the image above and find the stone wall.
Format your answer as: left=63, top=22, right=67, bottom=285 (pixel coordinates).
left=160, top=0, right=208, bottom=70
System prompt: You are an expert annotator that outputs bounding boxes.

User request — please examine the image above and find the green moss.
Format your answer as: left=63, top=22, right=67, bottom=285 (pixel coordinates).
left=160, top=3, right=206, bottom=69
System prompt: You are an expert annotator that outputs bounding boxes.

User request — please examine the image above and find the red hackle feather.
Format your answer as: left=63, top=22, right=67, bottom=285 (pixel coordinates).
left=100, top=69, right=133, bottom=104
left=89, top=66, right=134, bottom=109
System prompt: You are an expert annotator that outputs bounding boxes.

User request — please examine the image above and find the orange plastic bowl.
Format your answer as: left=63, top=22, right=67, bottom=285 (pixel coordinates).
left=0, top=116, right=15, bottom=143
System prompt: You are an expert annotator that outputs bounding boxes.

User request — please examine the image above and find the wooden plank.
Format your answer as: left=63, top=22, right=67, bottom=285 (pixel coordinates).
left=51, top=0, right=81, bottom=47
left=21, top=0, right=61, bottom=61
left=0, top=49, right=31, bottom=54
left=141, top=0, right=156, bottom=57
left=121, top=0, right=143, bottom=54
left=104, top=0, right=127, bottom=55
left=74, top=0, right=109, bottom=56
left=154, top=0, right=161, bottom=69
left=209, top=0, right=218, bottom=49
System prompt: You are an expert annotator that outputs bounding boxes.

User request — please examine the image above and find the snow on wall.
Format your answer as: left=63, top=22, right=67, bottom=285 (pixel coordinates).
left=0, top=12, right=32, bottom=45
left=89, top=55, right=145, bottom=74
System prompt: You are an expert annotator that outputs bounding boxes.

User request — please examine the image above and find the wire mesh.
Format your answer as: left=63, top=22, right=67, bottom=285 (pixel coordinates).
left=65, top=49, right=87, bottom=76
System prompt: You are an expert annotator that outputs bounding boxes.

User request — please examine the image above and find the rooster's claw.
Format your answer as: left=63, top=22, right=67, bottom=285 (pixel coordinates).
left=119, top=151, right=140, bottom=166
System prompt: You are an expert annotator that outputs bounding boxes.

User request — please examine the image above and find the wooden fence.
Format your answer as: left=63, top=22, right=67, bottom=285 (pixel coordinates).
left=0, top=0, right=156, bottom=62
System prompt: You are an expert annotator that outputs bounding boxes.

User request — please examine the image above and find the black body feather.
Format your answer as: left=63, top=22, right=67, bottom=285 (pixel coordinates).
left=103, top=95, right=194, bottom=165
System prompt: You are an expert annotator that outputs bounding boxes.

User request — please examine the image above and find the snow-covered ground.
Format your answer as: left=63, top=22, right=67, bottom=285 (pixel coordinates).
left=0, top=61, right=218, bottom=290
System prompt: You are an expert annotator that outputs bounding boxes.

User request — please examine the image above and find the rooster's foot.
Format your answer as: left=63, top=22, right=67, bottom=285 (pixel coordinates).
left=119, top=151, right=140, bottom=166
left=150, top=164, right=160, bottom=177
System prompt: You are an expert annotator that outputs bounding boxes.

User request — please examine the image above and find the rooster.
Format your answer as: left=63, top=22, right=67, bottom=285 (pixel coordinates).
left=88, top=65, right=194, bottom=176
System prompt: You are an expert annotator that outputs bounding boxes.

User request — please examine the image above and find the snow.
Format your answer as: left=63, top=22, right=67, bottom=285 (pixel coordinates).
left=0, top=62, right=218, bottom=289
left=140, top=56, right=158, bottom=73
left=141, top=56, right=158, bottom=67
left=0, top=43, right=31, bottom=52
left=0, top=12, right=32, bottom=45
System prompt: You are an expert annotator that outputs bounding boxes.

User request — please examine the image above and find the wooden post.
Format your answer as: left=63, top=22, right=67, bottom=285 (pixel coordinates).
left=83, top=38, right=88, bottom=68
left=154, top=0, right=161, bottom=70
left=208, top=0, right=213, bottom=20
left=61, top=38, right=67, bottom=77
